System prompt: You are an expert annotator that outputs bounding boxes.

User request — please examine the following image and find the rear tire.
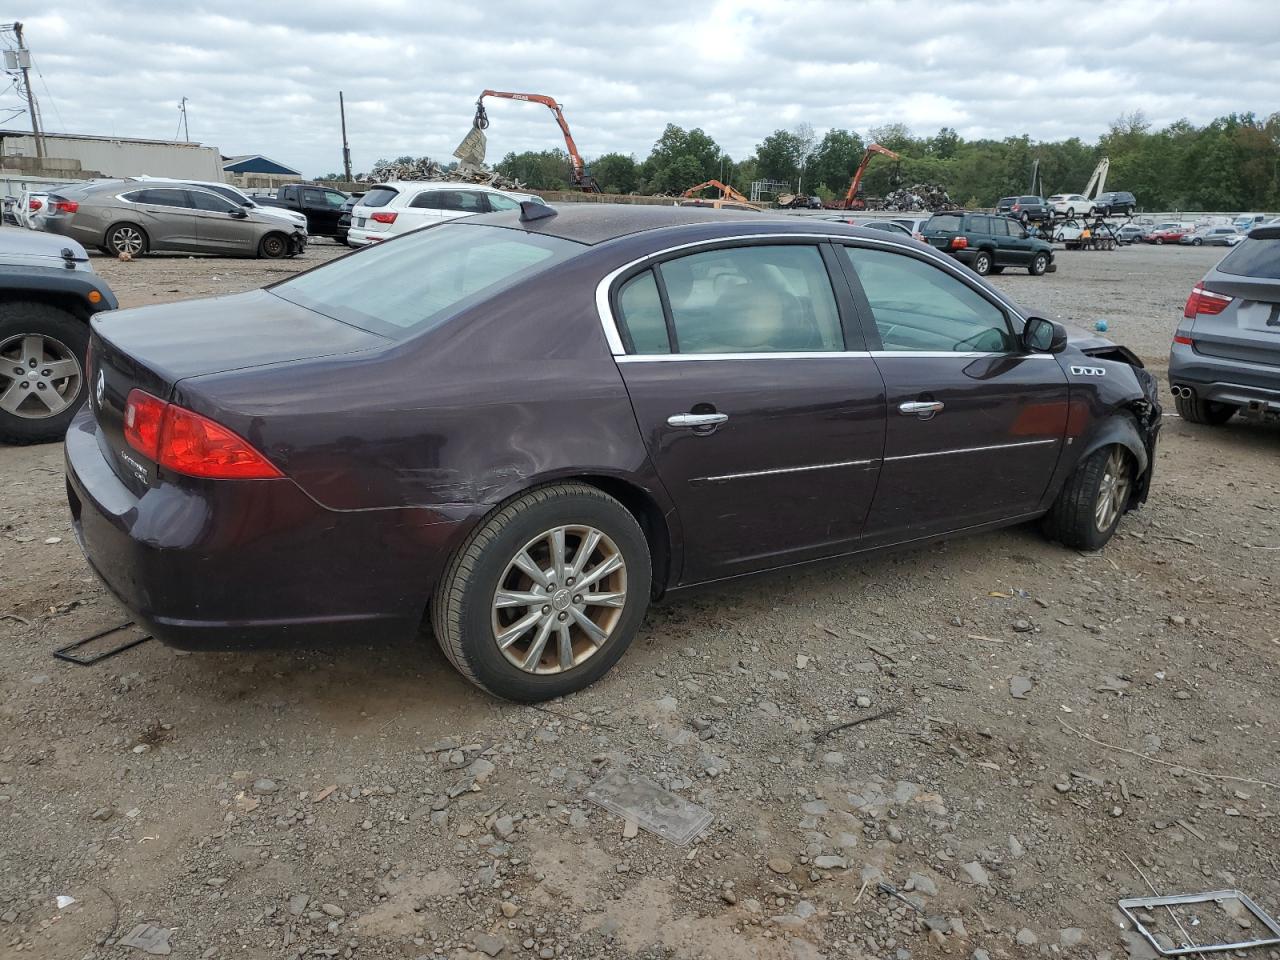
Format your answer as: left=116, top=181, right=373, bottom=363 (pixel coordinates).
left=1174, top=393, right=1235, bottom=425
left=258, top=233, right=289, bottom=259
left=971, top=250, right=993, bottom=275
left=1029, top=252, right=1049, bottom=276
left=1042, top=445, right=1133, bottom=551
left=105, top=223, right=148, bottom=258
left=0, top=303, right=89, bottom=444
left=431, top=482, right=652, bottom=702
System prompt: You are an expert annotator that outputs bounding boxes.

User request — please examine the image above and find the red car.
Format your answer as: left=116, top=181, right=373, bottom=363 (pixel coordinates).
left=1147, top=224, right=1191, bottom=245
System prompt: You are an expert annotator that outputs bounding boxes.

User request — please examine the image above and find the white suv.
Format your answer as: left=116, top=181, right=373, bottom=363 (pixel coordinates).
left=1047, top=193, right=1097, bottom=218
left=347, top=181, right=543, bottom=246
left=130, top=176, right=309, bottom=234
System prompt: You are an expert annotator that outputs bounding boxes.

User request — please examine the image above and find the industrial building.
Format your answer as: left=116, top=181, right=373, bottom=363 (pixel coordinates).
left=0, top=129, right=225, bottom=181
left=221, top=154, right=304, bottom=189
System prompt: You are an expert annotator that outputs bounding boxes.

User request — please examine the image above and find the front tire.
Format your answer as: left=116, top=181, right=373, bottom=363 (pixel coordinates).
left=1192, top=237, right=1203, bottom=246
left=431, top=483, right=652, bottom=701
left=1174, top=393, right=1235, bottom=425
left=1043, top=445, right=1133, bottom=551
left=258, top=233, right=289, bottom=259
left=0, top=303, right=89, bottom=444
left=1029, top=252, right=1049, bottom=276
left=971, top=250, right=993, bottom=275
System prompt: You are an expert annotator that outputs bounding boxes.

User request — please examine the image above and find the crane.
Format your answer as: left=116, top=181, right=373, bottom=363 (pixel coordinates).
left=838, top=143, right=902, bottom=210
left=473, top=91, right=600, bottom=193
left=1081, top=157, right=1110, bottom=199
left=681, top=179, right=754, bottom=204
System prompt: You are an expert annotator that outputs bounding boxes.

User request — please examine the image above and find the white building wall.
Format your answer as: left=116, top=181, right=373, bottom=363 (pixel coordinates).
left=1, top=132, right=224, bottom=181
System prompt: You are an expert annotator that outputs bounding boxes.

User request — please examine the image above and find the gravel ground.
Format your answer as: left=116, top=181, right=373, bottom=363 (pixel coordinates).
left=2, top=238, right=1279, bottom=960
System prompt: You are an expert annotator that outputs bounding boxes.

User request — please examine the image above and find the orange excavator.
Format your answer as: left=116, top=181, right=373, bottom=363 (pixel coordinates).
left=680, top=180, right=754, bottom=204
left=837, top=143, right=902, bottom=210
left=472, top=91, right=600, bottom=193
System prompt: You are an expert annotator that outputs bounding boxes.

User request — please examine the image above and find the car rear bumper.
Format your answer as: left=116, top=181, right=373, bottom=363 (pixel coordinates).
left=345, top=227, right=382, bottom=246
left=1168, top=342, right=1280, bottom=412
left=64, top=406, right=470, bottom=651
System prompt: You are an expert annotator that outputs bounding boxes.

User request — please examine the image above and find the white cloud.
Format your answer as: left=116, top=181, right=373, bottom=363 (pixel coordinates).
left=2, top=0, right=1277, bottom=176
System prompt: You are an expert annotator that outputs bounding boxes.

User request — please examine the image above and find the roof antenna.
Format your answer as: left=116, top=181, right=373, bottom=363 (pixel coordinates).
left=519, top=201, right=556, bottom=222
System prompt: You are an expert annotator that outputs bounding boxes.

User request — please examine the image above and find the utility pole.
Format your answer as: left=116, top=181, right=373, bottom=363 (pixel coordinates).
left=339, top=91, right=352, bottom=182
left=11, top=22, right=43, bottom=159
left=178, top=96, right=189, bottom=141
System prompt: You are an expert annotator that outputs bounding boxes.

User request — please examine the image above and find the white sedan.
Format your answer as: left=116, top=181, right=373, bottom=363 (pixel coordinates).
left=1048, top=193, right=1097, bottom=218
left=347, top=182, right=545, bottom=246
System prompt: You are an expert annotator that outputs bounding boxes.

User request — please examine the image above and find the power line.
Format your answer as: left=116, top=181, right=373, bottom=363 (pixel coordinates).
left=29, top=54, right=64, bottom=133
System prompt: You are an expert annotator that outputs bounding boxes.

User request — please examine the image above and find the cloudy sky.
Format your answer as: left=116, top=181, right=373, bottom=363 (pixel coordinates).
left=3, top=0, right=1278, bottom=177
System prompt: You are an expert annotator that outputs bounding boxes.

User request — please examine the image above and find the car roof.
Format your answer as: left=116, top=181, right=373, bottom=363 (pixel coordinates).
left=459, top=202, right=813, bottom=245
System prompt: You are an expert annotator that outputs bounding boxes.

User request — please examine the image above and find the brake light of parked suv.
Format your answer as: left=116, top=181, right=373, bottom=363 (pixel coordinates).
left=950, top=236, right=968, bottom=250
left=370, top=211, right=398, bottom=224
left=124, top=389, right=284, bottom=479
left=1182, top=282, right=1233, bottom=318
left=51, top=200, right=79, bottom=214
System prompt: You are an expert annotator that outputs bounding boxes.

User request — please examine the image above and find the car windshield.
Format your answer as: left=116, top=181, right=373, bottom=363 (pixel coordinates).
left=1217, top=234, right=1280, bottom=279
left=269, top=223, right=584, bottom=338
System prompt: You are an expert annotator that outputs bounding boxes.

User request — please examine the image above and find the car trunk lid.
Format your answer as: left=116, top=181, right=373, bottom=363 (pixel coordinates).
left=1192, top=234, right=1280, bottom=367
left=88, top=289, right=387, bottom=494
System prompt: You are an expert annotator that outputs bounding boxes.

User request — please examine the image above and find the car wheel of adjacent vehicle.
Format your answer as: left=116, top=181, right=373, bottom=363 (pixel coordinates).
left=431, top=482, right=652, bottom=702
left=1154, top=237, right=1163, bottom=245
left=258, top=233, right=289, bottom=259
left=1029, top=252, right=1049, bottom=276
left=1019, top=212, right=1029, bottom=225
left=1042, top=444, right=1133, bottom=551
left=1174, top=393, right=1236, bottom=425
left=1066, top=207, right=1075, bottom=217
left=0, top=303, right=88, bottom=444
left=1192, top=237, right=1203, bottom=246
left=105, top=223, right=147, bottom=258
left=971, top=251, right=993, bottom=275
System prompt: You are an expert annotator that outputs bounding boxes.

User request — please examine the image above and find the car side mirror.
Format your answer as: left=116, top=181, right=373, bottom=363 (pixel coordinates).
left=1023, top=316, right=1068, bottom=354
left=229, top=209, right=248, bottom=219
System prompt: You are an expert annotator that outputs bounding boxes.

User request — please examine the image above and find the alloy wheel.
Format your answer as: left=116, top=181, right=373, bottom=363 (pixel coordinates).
left=0, top=333, right=82, bottom=420
left=491, top=525, right=628, bottom=674
left=1094, top=448, right=1131, bottom=533
left=110, top=226, right=144, bottom=256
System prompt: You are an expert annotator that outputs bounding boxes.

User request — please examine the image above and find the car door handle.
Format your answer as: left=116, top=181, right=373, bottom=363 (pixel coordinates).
left=667, top=413, right=729, bottom=428
left=898, top=401, right=945, bottom=418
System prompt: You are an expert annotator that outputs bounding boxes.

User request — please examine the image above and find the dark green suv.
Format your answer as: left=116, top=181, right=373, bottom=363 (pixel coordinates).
left=922, top=212, right=1056, bottom=277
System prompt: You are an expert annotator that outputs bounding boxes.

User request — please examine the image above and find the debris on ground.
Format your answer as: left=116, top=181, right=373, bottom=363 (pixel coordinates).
left=358, top=155, right=526, bottom=190
left=119, top=923, right=172, bottom=955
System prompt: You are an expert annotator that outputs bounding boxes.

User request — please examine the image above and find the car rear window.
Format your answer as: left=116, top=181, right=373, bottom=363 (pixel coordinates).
left=926, top=214, right=963, bottom=232
left=269, top=223, right=583, bottom=339
left=1217, top=234, right=1280, bottom=279
left=357, top=186, right=399, bottom=208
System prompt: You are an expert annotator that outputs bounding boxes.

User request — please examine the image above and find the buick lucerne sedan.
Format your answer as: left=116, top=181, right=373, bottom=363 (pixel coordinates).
left=66, top=205, right=1161, bottom=701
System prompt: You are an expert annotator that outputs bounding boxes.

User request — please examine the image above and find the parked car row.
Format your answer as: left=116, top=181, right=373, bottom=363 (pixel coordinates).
left=346, top=181, right=546, bottom=246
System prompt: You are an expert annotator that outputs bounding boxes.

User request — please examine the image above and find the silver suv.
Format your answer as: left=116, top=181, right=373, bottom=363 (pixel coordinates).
left=41, top=180, right=306, bottom=259
left=1169, top=224, right=1280, bottom=424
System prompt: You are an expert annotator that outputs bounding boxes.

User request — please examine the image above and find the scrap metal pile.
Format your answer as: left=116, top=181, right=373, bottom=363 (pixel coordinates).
left=358, top=155, right=526, bottom=190
left=875, top=182, right=957, bottom=212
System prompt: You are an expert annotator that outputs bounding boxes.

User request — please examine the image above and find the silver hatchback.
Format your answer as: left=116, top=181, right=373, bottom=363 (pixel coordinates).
left=41, top=180, right=305, bottom=259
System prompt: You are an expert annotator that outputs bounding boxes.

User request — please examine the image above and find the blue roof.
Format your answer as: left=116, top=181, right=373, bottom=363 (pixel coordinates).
left=222, top=155, right=301, bottom=176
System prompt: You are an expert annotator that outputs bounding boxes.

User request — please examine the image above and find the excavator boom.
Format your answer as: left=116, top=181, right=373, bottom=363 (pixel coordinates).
left=841, top=143, right=902, bottom=208
left=474, top=90, right=600, bottom=192
left=681, top=179, right=753, bottom=204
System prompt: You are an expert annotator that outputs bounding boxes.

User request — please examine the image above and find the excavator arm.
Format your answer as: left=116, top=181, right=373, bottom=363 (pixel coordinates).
left=475, top=91, right=600, bottom=192
left=842, top=143, right=902, bottom=208
left=681, top=179, right=753, bottom=204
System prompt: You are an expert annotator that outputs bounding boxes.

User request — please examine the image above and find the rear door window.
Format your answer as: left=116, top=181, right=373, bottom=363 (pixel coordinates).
left=842, top=247, right=1015, bottom=353
left=409, top=191, right=446, bottom=210
left=137, top=188, right=191, bottom=208
left=656, top=245, right=844, bottom=354
left=269, top=223, right=583, bottom=338
left=441, top=191, right=488, bottom=214
left=990, top=218, right=1010, bottom=236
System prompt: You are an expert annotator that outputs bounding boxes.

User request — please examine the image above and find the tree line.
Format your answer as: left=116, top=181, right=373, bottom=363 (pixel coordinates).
left=490, top=111, right=1280, bottom=211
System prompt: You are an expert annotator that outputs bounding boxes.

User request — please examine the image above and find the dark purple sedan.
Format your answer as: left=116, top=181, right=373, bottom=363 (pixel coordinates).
left=66, top=204, right=1161, bottom=701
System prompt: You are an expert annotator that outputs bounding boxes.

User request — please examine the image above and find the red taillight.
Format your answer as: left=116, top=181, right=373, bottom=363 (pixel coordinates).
left=123, top=389, right=282, bottom=480
left=1173, top=335, right=1194, bottom=345
left=1012, top=203, right=1021, bottom=212
left=52, top=200, right=79, bottom=214
left=951, top=235, right=968, bottom=250
left=29, top=198, right=42, bottom=212
left=371, top=211, right=397, bottom=224
left=1183, top=282, right=1232, bottom=319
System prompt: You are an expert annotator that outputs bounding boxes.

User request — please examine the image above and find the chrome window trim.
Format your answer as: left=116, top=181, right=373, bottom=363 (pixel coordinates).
left=595, top=232, right=1028, bottom=358
left=693, top=458, right=878, bottom=484
left=617, top=351, right=873, bottom=363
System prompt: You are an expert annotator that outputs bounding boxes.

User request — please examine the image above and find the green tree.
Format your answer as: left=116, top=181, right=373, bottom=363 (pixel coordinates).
left=753, top=129, right=807, bottom=187
left=589, top=153, right=639, bottom=194
left=640, top=124, right=729, bottom=193
left=808, top=128, right=864, bottom=195
left=494, top=149, right=572, bottom=190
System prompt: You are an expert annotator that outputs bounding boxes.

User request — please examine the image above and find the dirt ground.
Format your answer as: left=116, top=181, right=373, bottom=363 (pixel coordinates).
left=2, top=238, right=1279, bottom=960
